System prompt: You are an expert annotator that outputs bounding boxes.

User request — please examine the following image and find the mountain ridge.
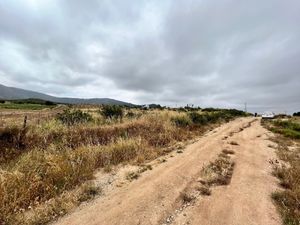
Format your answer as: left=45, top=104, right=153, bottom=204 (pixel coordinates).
left=0, top=84, right=134, bottom=106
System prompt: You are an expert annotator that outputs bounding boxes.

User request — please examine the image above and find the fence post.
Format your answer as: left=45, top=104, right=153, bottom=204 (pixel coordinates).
left=18, top=115, right=28, bottom=149
left=23, top=115, right=27, bottom=129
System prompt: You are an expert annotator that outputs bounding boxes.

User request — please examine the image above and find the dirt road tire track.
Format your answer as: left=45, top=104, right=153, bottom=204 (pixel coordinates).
left=54, top=118, right=281, bottom=225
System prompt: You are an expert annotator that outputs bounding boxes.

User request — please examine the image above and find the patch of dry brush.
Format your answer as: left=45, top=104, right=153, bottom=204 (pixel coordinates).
left=263, top=119, right=300, bottom=225
left=200, top=153, right=235, bottom=187
left=0, top=108, right=245, bottom=224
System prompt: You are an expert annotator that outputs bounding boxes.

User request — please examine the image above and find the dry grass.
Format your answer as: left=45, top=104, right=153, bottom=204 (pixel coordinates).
left=0, top=137, right=146, bottom=224
left=0, top=107, right=245, bottom=224
left=271, top=145, right=300, bottom=225
left=0, top=111, right=199, bottom=165
left=191, top=152, right=235, bottom=199
left=180, top=192, right=196, bottom=203
left=200, top=152, right=235, bottom=190
left=263, top=119, right=300, bottom=225
left=197, top=185, right=211, bottom=196
left=10, top=182, right=101, bottom=225
left=126, top=171, right=140, bottom=181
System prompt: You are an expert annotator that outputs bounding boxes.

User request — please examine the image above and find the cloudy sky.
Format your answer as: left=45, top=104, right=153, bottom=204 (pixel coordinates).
left=0, top=0, right=299, bottom=113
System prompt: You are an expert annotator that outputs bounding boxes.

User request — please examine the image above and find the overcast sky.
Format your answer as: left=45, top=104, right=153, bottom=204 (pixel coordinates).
left=0, top=0, right=299, bottom=113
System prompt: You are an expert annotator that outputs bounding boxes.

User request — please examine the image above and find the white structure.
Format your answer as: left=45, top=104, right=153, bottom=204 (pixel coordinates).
left=262, top=111, right=275, bottom=119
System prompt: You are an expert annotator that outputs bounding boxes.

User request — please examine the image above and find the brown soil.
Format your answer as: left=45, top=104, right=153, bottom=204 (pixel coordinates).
left=54, top=118, right=281, bottom=225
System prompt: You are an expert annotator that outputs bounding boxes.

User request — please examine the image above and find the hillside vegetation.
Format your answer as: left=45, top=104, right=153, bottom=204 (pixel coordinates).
left=0, top=106, right=246, bottom=224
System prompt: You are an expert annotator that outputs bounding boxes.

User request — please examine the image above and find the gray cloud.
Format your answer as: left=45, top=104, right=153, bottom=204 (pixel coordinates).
left=0, top=0, right=300, bottom=113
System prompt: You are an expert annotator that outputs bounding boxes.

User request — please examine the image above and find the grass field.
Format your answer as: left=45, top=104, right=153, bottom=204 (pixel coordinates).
left=0, top=106, right=246, bottom=225
left=0, top=102, right=56, bottom=110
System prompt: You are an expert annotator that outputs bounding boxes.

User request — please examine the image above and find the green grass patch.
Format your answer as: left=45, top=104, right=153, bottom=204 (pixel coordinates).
left=271, top=120, right=300, bottom=139
left=0, top=103, right=54, bottom=110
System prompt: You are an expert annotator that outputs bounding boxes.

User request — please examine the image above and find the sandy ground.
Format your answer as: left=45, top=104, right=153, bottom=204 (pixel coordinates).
left=54, top=118, right=281, bottom=225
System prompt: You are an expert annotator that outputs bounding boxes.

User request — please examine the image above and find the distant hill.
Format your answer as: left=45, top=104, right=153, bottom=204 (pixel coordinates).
left=0, top=84, right=135, bottom=106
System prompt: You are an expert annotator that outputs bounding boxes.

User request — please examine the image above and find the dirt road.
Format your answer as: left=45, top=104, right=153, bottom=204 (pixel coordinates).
left=54, top=118, right=281, bottom=225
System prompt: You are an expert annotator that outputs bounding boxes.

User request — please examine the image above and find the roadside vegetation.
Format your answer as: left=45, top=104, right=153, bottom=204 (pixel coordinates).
left=269, top=119, right=300, bottom=139
left=262, top=118, right=300, bottom=225
left=0, top=106, right=246, bottom=224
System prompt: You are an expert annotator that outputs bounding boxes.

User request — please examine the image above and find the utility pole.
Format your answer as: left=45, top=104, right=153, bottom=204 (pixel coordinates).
left=244, top=102, right=247, bottom=113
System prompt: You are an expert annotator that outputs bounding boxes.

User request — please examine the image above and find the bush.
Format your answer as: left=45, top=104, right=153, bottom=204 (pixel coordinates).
left=56, top=109, right=93, bottom=126
left=101, top=105, right=124, bottom=119
left=293, top=112, right=300, bottom=117
left=150, top=104, right=162, bottom=109
left=189, top=112, right=208, bottom=125
left=205, top=112, right=223, bottom=123
left=176, top=107, right=187, bottom=112
left=0, top=100, right=5, bottom=104
left=223, top=109, right=247, bottom=117
left=202, top=107, right=221, bottom=112
left=171, top=114, right=192, bottom=127
left=45, top=101, right=56, bottom=106
left=183, top=106, right=201, bottom=111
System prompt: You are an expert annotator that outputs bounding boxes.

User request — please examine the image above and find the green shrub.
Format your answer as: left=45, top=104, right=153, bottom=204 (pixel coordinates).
left=279, top=129, right=300, bottom=139
left=293, top=112, right=300, bottom=117
left=271, top=120, right=300, bottom=139
left=45, top=101, right=56, bottom=106
left=223, top=109, right=247, bottom=117
left=273, top=120, right=300, bottom=132
left=184, top=106, right=200, bottom=111
left=189, top=112, right=208, bottom=125
left=205, top=112, right=223, bottom=123
left=177, top=107, right=187, bottom=112
left=149, top=104, right=163, bottom=109
left=202, top=107, right=222, bottom=112
left=101, top=105, right=124, bottom=119
left=171, top=114, right=192, bottom=127
left=56, top=109, right=93, bottom=126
